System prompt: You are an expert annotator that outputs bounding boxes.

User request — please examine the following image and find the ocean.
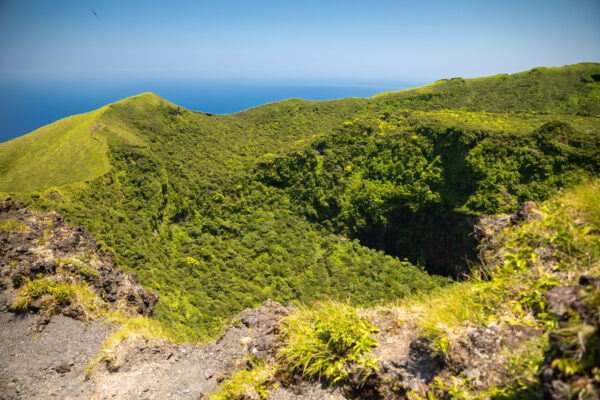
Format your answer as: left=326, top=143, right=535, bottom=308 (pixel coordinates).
left=0, top=79, right=420, bottom=143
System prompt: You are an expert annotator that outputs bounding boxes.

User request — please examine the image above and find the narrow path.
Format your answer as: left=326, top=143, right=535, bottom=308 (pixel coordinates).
left=89, top=121, right=110, bottom=172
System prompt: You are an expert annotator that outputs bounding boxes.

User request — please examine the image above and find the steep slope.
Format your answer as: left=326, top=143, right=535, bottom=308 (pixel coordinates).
left=0, top=107, right=109, bottom=193
left=0, top=93, right=182, bottom=193
left=0, top=63, right=599, bottom=341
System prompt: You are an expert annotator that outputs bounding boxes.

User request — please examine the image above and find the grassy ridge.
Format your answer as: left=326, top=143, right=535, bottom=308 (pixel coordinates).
left=4, top=63, right=599, bottom=194
left=1, top=63, right=599, bottom=340
left=375, top=62, right=600, bottom=115
left=0, top=93, right=177, bottom=193
left=0, top=108, right=109, bottom=192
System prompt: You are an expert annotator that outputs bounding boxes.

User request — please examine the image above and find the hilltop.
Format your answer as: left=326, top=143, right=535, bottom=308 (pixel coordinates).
left=0, top=62, right=599, bottom=343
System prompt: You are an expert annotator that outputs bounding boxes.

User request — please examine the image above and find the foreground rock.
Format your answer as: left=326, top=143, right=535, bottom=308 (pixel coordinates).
left=0, top=199, right=158, bottom=317
left=80, top=299, right=345, bottom=400
left=0, top=280, right=340, bottom=399
left=540, top=275, right=600, bottom=400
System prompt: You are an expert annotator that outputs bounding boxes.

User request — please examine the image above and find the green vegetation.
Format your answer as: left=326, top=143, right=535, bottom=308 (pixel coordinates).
left=278, top=302, right=379, bottom=384
left=210, top=301, right=378, bottom=399
left=256, top=115, right=599, bottom=273
left=208, top=360, right=276, bottom=400
left=0, top=218, right=28, bottom=233
left=375, top=63, right=600, bottom=115
left=1, top=63, right=599, bottom=341
left=0, top=108, right=110, bottom=192
left=425, top=178, right=598, bottom=338
left=210, top=180, right=600, bottom=399
left=54, top=257, right=101, bottom=278
left=400, top=179, right=600, bottom=398
left=10, top=277, right=103, bottom=318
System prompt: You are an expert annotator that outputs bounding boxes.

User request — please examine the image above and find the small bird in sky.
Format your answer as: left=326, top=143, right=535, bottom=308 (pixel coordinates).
left=91, top=8, right=98, bottom=18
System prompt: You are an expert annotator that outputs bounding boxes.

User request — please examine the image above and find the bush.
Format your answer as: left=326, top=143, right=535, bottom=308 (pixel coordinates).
left=277, top=302, right=379, bottom=384
left=10, top=278, right=103, bottom=319
left=208, top=360, right=276, bottom=400
left=11, top=278, right=75, bottom=310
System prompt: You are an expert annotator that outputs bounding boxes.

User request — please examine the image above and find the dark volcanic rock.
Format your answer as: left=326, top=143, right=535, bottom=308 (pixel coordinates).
left=474, top=200, right=541, bottom=244
left=0, top=200, right=158, bottom=317
left=545, top=285, right=584, bottom=320
left=540, top=277, right=600, bottom=400
left=81, top=299, right=334, bottom=400
left=516, top=200, right=541, bottom=221
left=54, top=363, right=71, bottom=374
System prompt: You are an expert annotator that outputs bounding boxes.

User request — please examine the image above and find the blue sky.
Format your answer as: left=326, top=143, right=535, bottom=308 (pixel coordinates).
left=1, top=0, right=599, bottom=83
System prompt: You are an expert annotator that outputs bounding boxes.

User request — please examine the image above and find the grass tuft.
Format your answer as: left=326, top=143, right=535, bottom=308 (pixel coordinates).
left=9, top=277, right=104, bottom=318
left=277, top=301, right=379, bottom=384
left=0, top=218, right=29, bottom=233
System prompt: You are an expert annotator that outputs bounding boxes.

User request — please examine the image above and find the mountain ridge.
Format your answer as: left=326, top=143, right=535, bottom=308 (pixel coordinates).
left=1, top=61, right=599, bottom=399
left=2, top=62, right=599, bottom=193
left=0, top=62, right=599, bottom=340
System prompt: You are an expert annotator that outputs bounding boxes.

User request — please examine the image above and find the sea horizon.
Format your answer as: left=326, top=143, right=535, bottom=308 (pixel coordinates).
left=0, top=78, right=423, bottom=143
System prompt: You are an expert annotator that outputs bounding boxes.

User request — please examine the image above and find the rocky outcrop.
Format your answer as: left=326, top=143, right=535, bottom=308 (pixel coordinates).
left=80, top=299, right=328, bottom=400
left=474, top=200, right=542, bottom=271
left=238, top=299, right=292, bottom=359
left=334, top=316, right=541, bottom=399
left=364, top=323, right=444, bottom=398
left=0, top=295, right=304, bottom=400
left=474, top=201, right=541, bottom=245
left=0, top=199, right=158, bottom=317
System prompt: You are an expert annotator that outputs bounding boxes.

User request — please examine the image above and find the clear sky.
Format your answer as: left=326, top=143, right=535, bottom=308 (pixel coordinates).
left=1, top=0, right=599, bottom=83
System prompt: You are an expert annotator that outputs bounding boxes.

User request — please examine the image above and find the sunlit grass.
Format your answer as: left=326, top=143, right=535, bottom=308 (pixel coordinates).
left=86, top=310, right=176, bottom=373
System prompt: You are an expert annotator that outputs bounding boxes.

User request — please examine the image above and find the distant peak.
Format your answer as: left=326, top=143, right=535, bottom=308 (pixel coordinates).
left=108, top=92, right=179, bottom=109
left=114, top=92, right=163, bottom=102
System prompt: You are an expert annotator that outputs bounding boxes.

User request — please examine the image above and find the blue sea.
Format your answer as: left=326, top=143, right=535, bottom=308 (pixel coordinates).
left=0, top=79, right=421, bottom=143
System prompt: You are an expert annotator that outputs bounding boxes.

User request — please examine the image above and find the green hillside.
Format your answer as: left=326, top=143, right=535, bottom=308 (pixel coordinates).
left=2, top=63, right=599, bottom=339
left=0, top=107, right=109, bottom=192
left=375, top=62, right=600, bottom=114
